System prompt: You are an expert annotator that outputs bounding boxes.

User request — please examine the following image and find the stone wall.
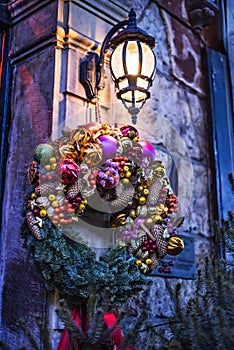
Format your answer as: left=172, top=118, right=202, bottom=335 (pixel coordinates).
left=0, top=0, right=217, bottom=348
left=0, top=0, right=58, bottom=347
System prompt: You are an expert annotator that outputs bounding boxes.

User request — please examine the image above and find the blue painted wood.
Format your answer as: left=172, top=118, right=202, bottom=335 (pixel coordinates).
left=226, top=0, right=234, bottom=123
left=206, top=48, right=234, bottom=219
left=152, top=236, right=195, bottom=279
left=206, top=48, right=234, bottom=262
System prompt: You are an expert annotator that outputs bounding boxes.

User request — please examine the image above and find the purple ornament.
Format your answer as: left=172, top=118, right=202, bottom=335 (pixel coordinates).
left=99, top=135, right=118, bottom=161
left=96, top=160, right=120, bottom=190
left=138, top=141, right=156, bottom=162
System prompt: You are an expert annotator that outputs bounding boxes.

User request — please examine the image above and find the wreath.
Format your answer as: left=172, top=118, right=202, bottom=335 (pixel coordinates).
left=22, top=123, right=184, bottom=305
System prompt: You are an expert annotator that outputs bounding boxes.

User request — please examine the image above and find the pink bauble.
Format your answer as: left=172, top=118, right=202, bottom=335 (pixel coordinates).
left=99, top=135, right=118, bottom=161
left=57, top=159, right=80, bottom=184
left=138, top=141, right=156, bottom=161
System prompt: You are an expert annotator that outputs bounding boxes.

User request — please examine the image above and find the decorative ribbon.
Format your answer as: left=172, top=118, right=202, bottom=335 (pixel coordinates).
left=57, top=306, right=82, bottom=350
left=57, top=307, right=134, bottom=350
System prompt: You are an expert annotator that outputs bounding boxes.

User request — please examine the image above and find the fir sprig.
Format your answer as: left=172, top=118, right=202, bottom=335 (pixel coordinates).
left=21, top=219, right=146, bottom=306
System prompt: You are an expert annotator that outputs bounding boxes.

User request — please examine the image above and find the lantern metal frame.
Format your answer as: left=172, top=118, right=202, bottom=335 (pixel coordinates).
left=79, top=9, right=156, bottom=124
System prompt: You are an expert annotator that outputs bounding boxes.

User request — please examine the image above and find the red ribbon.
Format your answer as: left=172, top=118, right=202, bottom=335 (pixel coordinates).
left=57, top=307, right=81, bottom=350
left=57, top=307, right=134, bottom=350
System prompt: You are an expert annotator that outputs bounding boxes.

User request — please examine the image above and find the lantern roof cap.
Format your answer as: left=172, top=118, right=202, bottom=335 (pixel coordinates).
left=110, top=8, right=155, bottom=49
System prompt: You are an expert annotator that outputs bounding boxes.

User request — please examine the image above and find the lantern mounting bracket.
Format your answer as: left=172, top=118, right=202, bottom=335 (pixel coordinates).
left=79, top=17, right=128, bottom=100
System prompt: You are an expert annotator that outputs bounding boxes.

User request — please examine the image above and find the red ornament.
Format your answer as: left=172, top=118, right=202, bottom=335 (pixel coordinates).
left=57, top=159, right=80, bottom=184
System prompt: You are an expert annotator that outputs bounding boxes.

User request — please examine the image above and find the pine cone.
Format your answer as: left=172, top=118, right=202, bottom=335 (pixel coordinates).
left=35, top=182, right=61, bottom=196
left=148, top=178, right=163, bottom=206
left=150, top=224, right=167, bottom=258
left=138, top=234, right=147, bottom=247
left=25, top=212, right=42, bottom=240
left=150, top=252, right=160, bottom=270
left=66, top=179, right=82, bottom=199
left=109, top=182, right=134, bottom=211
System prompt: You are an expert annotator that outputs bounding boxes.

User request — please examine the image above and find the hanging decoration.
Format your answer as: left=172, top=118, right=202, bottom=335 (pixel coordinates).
left=22, top=122, right=184, bottom=303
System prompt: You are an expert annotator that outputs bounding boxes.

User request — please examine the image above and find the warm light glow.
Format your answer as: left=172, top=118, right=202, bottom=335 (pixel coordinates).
left=137, top=77, right=148, bottom=89
left=111, top=44, right=125, bottom=78
left=125, top=41, right=139, bottom=75
left=111, top=41, right=155, bottom=80
left=118, top=79, right=129, bottom=90
left=122, top=90, right=147, bottom=102
left=110, top=36, right=156, bottom=111
left=141, top=43, right=156, bottom=78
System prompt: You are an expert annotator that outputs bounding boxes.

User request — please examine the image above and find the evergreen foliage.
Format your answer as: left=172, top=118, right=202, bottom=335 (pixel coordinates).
left=94, top=246, right=150, bottom=306
left=21, top=216, right=147, bottom=306
left=55, top=299, right=147, bottom=350
left=21, top=184, right=147, bottom=306
left=56, top=301, right=117, bottom=350
left=158, top=175, right=234, bottom=350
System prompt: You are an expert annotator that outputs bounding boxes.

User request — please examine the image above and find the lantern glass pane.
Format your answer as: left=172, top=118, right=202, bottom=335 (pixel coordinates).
left=122, top=90, right=146, bottom=102
left=125, top=41, right=139, bottom=75
left=119, top=78, right=129, bottom=90
left=141, top=43, right=155, bottom=78
left=110, top=43, right=125, bottom=79
left=122, top=91, right=132, bottom=102
left=134, top=90, right=147, bottom=102
left=137, top=77, right=149, bottom=90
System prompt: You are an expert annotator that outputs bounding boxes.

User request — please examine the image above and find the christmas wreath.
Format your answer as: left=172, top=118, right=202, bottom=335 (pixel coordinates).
left=22, top=123, right=184, bottom=305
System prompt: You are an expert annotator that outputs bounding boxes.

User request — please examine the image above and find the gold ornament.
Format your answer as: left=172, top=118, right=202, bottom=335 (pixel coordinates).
left=129, top=209, right=137, bottom=219
left=39, top=209, right=47, bottom=217
left=136, top=260, right=142, bottom=266
left=125, top=171, right=131, bottom=178
left=49, top=157, right=57, bottom=164
left=78, top=203, right=86, bottom=211
left=48, top=194, right=56, bottom=202
left=167, top=236, right=184, bottom=255
left=145, top=217, right=154, bottom=227
left=31, top=193, right=37, bottom=199
left=145, top=258, right=152, bottom=265
left=71, top=128, right=91, bottom=147
left=110, top=213, right=127, bottom=228
left=44, top=164, right=51, bottom=171
left=59, top=144, right=78, bottom=159
left=52, top=200, right=59, bottom=208
left=143, top=188, right=149, bottom=195
left=138, top=196, right=147, bottom=205
left=122, top=178, right=129, bottom=185
left=137, top=185, right=144, bottom=193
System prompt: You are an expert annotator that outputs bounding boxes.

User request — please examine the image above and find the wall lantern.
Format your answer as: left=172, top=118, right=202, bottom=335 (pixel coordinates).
left=79, top=9, right=156, bottom=124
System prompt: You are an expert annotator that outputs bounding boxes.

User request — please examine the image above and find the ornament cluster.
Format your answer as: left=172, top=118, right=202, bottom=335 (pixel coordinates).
left=25, top=123, right=184, bottom=275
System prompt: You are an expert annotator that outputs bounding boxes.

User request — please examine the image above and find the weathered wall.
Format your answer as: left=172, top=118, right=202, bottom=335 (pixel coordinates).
left=0, top=0, right=216, bottom=348
left=0, top=0, right=58, bottom=347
